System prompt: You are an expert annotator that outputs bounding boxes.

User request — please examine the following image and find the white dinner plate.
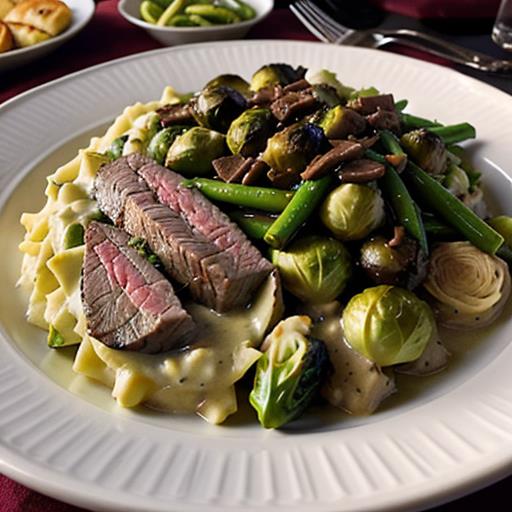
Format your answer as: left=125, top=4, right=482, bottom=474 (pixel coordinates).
left=1, top=41, right=512, bottom=512
left=0, top=0, right=95, bottom=72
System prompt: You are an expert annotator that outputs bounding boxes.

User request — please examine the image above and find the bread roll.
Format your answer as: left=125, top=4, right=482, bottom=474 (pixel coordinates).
left=0, top=20, right=14, bottom=51
left=0, top=0, right=15, bottom=19
left=6, top=20, right=50, bottom=46
left=5, top=0, right=71, bottom=36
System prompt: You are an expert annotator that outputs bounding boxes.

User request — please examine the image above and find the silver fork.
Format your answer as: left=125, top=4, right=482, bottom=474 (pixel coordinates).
left=290, top=0, right=512, bottom=74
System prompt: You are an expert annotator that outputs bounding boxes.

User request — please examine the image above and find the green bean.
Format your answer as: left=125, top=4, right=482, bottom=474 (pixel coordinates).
left=157, top=0, right=187, bottom=26
left=422, top=213, right=458, bottom=238
left=184, top=5, right=241, bottom=23
left=140, top=0, right=164, bottom=23
left=188, top=13, right=213, bottom=25
left=229, top=211, right=274, bottom=240
left=168, top=13, right=197, bottom=25
left=428, top=123, right=476, bottom=145
left=400, top=113, right=442, bottom=130
left=152, top=0, right=175, bottom=8
left=63, top=223, right=84, bottom=249
left=182, top=178, right=294, bottom=213
left=264, top=176, right=333, bottom=249
left=404, top=162, right=504, bottom=255
left=379, top=130, right=406, bottom=158
left=394, top=99, right=408, bottom=112
left=226, top=0, right=256, bottom=20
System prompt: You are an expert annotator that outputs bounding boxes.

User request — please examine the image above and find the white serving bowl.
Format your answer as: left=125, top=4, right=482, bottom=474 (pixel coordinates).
left=118, top=0, right=273, bottom=46
left=0, top=0, right=95, bottom=73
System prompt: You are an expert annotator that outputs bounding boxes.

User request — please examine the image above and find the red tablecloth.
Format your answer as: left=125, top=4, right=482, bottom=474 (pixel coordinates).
left=1, top=1, right=510, bottom=511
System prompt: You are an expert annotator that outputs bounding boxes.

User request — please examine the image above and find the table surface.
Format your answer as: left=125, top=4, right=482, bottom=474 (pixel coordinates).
left=1, top=1, right=511, bottom=511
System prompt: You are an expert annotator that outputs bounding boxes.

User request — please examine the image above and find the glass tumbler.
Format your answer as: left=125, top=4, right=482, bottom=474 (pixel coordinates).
left=493, top=0, right=512, bottom=50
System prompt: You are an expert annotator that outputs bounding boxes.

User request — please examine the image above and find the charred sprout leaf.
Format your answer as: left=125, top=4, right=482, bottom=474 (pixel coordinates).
left=205, top=74, right=251, bottom=97
left=317, top=105, right=365, bottom=139
left=311, top=84, right=342, bottom=107
left=360, top=236, right=427, bottom=290
left=320, top=183, right=385, bottom=241
left=249, top=316, right=330, bottom=429
left=343, top=285, right=436, bottom=366
left=192, top=86, right=247, bottom=133
left=400, top=128, right=447, bottom=175
left=165, top=127, right=226, bottom=176
left=147, top=125, right=189, bottom=165
left=105, top=135, right=129, bottom=161
left=443, top=163, right=470, bottom=197
left=128, top=237, right=163, bottom=270
left=63, top=223, right=84, bottom=249
left=271, top=236, right=352, bottom=303
left=227, top=108, right=274, bottom=156
left=250, top=63, right=306, bottom=91
left=261, top=122, right=324, bottom=176
left=305, top=68, right=355, bottom=101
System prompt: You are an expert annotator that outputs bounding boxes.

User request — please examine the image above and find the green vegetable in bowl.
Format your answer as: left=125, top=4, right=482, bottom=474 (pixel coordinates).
left=192, top=86, right=247, bottom=133
left=250, top=63, right=306, bottom=91
left=227, top=107, right=274, bottom=156
left=342, top=285, right=435, bottom=366
left=271, top=236, right=352, bottom=303
left=165, top=127, right=225, bottom=176
left=249, top=316, right=330, bottom=429
left=320, top=183, right=385, bottom=241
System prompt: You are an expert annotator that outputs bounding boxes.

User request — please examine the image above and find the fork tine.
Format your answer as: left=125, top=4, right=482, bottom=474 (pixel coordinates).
left=299, top=0, right=350, bottom=37
left=290, top=2, right=333, bottom=42
left=292, top=1, right=340, bottom=42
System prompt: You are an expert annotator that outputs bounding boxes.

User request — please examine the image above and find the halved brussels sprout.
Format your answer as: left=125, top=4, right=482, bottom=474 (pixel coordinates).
left=320, top=183, right=385, bottom=241
left=343, top=285, right=435, bottom=366
left=317, top=105, right=366, bottom=139
left=165, top=127, right=226, bottom=176
left=261, top=122, right=324, bottom=176
left=205, top=74, right=251, bottom=97
left=401, top=128, right=447, bottom=175
left=305, top=68, right=355, bottom=101
left=249, top=315, right=330, bottom=429
left=250, top=63, right=306, bottom=91
left=227, top=108, right=274, bottom=156
left=191, top=86, right=248, bottom=133
left=106, top=135, right=128, bottom=161
left=271, top=236, right=352, bottom=304
left=488, top=216, right=512, bottom=248
left=147, top=125, right=189, bottom=165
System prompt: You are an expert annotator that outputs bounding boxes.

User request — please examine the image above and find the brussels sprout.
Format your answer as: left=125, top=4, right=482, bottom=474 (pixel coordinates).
left=360, top=236, right=427, bottom=290
left=261, top=122, right=324, bottom=176
left=147, top=125, right=189, bottom=164
left=105, top=135, right=128, bottom=160
left=205, top=74, right=251, bottom=97
left=191, top=86, right=247, bottom=133
left=400, top=128, right=447, bottom=175
left=271, top=236, right=352, bottom=303
left=305, top=68, right=355, bottom=101
left=320, top=183, right=385, bottom=241
left=488, top=216, right=512, bottom=248
left=343, top=285, right=435, bottom=366
left=250, top=63, right=306, bottom=92
left=311, top=84, right=342, bottom=107
left=165, top=127, right=226, bottom=176
left=226, top=108, right=274, bottom=156
left=443, top=162, right=470, bottom=197
left=317, top=105, right=366, bottom=139
left=249, top=316, right=330, bottom=429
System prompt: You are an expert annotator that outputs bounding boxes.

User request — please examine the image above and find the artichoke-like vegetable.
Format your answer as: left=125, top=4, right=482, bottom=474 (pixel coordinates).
left=320, top=183, right=385, bottom=241
left=205, top=74, right=251, bottom=97
left=249, top=315, right=330, bottom=429
left=443, top=162, right=470, bottom=197
left=360, top=236, right=427, bottom=290
left=317, top=105, right=366, bottom=139
left=343, top=285, right=436, bottom=366
left=165, top=127, right=226, bottom=176
left=250, top=63, right=306, bottom=91
left=400, top=128, right=447, bottom=175
left=488, top=216, right=512, bottom=248
left=271, top=236, right=352, bottom=303
left=261, top=122, right=324, bottom=176
left=423, top=242, right=511, bottom=329
left=147, top=125, right=189, bottom=164
left=226, top=108, right=274, bottom=156
left=191, top=86, right=247, bottom=133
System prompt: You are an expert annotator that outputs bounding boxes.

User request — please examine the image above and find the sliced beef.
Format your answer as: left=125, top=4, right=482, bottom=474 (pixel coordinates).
left=95, top=154, right=273, bottom=312
left=157, top=103, right=195, bottom=127
left=248, top=84, right=283, bottom=107
left=282, top=79, right=311, bottom=93
left=242, top=159, right=269, bottom=185
left=348, top=94, right=395, bottom=115
left=82, top=221, right=196, bottom=353
left=337, top=158, right=386, bottom=183
left=213, top=155, right=254, bottom=183
left=366, top=108, right=401, bottom=132
left=270, top=91, right=318, bottom=123
left=300, top=140, right=364, bottom=180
